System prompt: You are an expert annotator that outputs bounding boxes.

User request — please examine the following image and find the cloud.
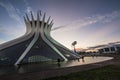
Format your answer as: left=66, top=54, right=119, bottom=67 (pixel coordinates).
left=0, top=25, right=6, bottom=32
left=52, top=26, right=65, bottom=31
left=26, top=6, right=33, bottom=13
left=0, top=1, right=26, bottom=44
left=23, top=0, right=33, bottom=13
left=88, top=41, right=120, bottom=49
left=0, top=25, right=25, bottom=44
left=0, top=0, right=31, bottom=44
left=0, top=24, right=25, bottom=39
left=88, top=44, right=107, bottom=49
left=0, top=0, right=22, bottom=24
left=0, top=39, right=6, bottom=44
left=108, top=41, right=120, bottom=45
left=52, top=10, right=120, bottom=31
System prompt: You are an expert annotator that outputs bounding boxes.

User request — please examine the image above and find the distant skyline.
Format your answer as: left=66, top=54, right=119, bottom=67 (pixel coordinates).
left=0, top=0, right=120, bottom=49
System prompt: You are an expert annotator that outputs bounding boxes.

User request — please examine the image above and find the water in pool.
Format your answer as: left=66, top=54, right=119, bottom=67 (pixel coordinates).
left=0, top=56, right=113, bottom=75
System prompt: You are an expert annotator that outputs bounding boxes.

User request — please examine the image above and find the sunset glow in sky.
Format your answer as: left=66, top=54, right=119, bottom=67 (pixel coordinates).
left=0, top=0, right=120, bottom=49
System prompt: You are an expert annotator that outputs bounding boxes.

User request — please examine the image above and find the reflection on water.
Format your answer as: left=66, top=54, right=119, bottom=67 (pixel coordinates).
left=61, top=57, right=113, bottom=68
left=0, top=57, right=113, bottom=75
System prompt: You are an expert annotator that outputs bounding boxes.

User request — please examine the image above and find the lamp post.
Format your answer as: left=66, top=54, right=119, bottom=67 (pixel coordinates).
left=72, top=41, right=77, bottom=53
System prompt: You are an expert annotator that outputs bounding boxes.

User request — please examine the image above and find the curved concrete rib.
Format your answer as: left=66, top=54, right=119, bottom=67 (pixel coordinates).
left=25, top=14, right=32, bottom=35
left=45, top=22, right=80, bottom=58
left=14, top=12, right=40, bottom=65
left=0, top=11, right=81, bottom=65
left=40, top=13, right=68, bottom=61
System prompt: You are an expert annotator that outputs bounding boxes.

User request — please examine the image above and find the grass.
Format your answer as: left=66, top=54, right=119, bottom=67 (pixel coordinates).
left=43, top=65, right=120, bottom=80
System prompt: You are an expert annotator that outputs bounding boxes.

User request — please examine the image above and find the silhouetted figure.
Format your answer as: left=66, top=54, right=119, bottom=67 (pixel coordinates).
left=57, top=58, right=60, bottom=63
left=78, top=58, right=80, bottom=62
left=82, top=59, right=85, bottom=63
left=57, top=58, right=61, bottom=67
left=81, top=56, right=84, bottom=59
left=81, top=56, right=85, bottom=63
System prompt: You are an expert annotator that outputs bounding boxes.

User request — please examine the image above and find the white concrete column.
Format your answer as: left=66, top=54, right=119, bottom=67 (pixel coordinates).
left=109, top=47, right=112, bottom=53
left=114, top=46, right=117, bottom=51
left=103, top=48, right=106, bottom=53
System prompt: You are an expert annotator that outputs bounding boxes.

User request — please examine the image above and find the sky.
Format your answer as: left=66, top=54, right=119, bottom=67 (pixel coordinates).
left=0, top=0, right=120, bottom=50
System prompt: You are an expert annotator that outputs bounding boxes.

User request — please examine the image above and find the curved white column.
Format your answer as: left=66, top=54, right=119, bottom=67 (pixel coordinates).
left=45, top=22, right=80, bottom=58
left=40, top=13, right=68, bottom=61
left=0, top=11, right=81, bottom=65
left=14, top=12, right=40, bottom=65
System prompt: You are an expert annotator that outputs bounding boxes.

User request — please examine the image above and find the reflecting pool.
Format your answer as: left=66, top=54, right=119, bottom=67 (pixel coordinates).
left=0, top=56, right=113, bottom=75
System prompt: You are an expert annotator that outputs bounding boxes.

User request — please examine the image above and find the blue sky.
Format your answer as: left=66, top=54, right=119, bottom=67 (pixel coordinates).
left=0, top=0, right=120, bottom=49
